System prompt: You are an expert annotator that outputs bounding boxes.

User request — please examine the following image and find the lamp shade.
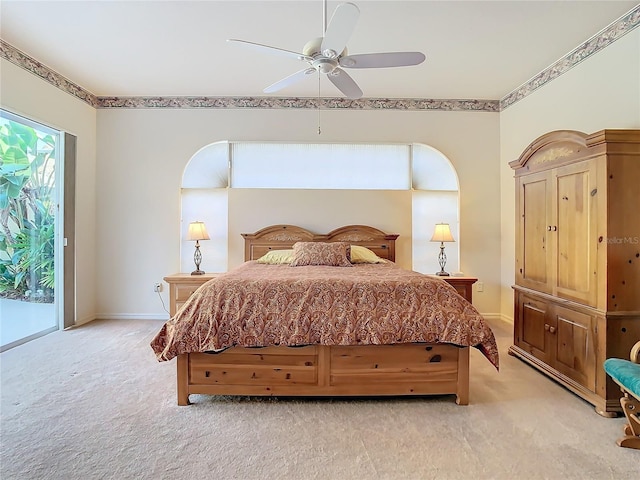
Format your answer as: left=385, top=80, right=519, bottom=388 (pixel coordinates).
left=430, top=223, right=455, bottom=243
left=187, top=221, right=210, bottom=241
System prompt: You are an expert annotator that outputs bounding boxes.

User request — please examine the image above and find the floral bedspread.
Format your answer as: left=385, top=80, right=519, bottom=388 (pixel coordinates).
left=150, top=261, right=499, bottom=369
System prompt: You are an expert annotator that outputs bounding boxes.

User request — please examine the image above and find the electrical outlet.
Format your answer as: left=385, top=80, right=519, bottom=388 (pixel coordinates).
left=154, top=283, right=162, bottom=293
left=476, top=282, right=484, bottom=292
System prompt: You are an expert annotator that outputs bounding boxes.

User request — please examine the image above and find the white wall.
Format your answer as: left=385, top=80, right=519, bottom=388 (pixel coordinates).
left=0, top=59, right=98, bottom=325
left=227, top=189, right=412, bottom=270
left=96, top=108, right=500, bottom=319
left=499, top=28, right=640, bottom=321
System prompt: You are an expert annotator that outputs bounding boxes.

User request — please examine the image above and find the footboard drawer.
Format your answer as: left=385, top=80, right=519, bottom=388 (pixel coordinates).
left=189, top=347, right=318, bottom=386
left=330, top=343, right=459, bottom=385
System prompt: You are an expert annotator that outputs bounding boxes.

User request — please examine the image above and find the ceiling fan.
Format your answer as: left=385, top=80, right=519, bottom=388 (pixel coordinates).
left=227, top=1, right=426, bottom=99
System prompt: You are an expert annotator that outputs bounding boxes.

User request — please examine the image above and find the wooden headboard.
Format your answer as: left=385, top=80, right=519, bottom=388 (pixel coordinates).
left=241, top=225, right=399, bottom=262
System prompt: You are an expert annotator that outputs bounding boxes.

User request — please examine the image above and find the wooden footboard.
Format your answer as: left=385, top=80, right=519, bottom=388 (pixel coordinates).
left=176, top=343, right=470, bottom=405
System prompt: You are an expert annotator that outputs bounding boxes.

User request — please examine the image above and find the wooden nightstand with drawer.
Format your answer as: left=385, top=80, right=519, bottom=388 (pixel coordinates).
left=429, top=276, right=477, bottom=304
left=163, top=273, right=218, bottom=316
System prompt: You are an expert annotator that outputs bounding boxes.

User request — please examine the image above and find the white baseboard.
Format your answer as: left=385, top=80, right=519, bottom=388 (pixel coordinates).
left=480, top=313, right=513, bottom=324
left=74, top=313, right=96, bottom=326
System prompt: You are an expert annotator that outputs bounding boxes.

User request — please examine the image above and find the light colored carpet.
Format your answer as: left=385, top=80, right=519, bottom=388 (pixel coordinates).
left=1, top=317, right=637, bottom=480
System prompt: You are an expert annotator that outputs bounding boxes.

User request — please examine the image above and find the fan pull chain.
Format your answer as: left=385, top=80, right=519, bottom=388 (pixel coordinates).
left=317, top=72, right=322, bottom=135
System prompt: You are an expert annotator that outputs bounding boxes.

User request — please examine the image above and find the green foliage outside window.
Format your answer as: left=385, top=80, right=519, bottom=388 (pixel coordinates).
left=0, top=119, right=56, bottom=303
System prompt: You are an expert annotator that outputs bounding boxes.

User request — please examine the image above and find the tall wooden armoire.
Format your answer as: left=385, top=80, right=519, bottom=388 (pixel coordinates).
left=509, top=129, right=640, bottom=416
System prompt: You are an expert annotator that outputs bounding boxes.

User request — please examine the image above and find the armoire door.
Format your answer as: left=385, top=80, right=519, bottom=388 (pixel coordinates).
left=553, top=159, right=598, bottom=306
left=552, top=305, right=596, bottom=391
left=516, top=171, right=553, bottom=295
left=515, top=292, right=553, bottom=365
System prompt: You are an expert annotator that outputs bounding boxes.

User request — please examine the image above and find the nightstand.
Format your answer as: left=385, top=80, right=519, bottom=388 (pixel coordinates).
left=430, top=276, right=477, bottom=303
left=163, top=273, right=218, bottom=316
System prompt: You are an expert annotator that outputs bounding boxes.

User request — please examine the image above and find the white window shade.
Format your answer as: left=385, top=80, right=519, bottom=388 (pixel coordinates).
left=182, top=142, right=229, bottom=189
left=412, top=144, right=458, bottom=191
left=231, top=143, right=410, bottom=189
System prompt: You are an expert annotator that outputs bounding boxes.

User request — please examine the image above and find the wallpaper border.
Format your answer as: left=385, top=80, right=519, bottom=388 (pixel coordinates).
left=1, top=5, right=638, bottom=112
left=0, top=39, right=100, bottom=108
left=96, top=96, right=500, bottom=111
left=500, top=5, right=640, bottom=109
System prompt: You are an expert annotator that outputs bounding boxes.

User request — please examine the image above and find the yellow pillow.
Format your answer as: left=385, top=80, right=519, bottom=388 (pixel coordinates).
left=350, top=245, right=384, bottom=264
left=256, top=249, right=294, bottom=264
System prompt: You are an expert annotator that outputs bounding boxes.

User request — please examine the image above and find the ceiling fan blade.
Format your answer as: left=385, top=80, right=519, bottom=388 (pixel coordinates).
left=321, top=2, right=360, bottom=58
left=264, top=68, right=316, bottom=94
left=328, top=68, right=363, bottom=99
left=227, top=39, right=312, bottom=62
left=340, top=52, right=426, bottom=69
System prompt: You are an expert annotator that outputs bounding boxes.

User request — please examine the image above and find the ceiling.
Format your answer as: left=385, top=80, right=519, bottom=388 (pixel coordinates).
left=1, top=1, right=637, bottom=101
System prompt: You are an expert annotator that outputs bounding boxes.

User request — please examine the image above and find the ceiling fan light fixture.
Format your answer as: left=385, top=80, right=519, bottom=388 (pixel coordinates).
left=319, top=64, right=334, bottom=74
left=314, top=58, right=338, bottom=74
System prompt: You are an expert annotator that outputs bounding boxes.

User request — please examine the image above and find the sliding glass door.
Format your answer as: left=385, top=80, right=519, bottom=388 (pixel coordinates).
left=0, top=111, right=62, bottom=351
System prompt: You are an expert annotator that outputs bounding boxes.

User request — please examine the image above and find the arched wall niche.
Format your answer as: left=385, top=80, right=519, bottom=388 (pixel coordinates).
left=180, top=142, right=229, bottom=274
left=411, top=144, right=460, bottom=276
left=181, top=141, right=459, bottom=275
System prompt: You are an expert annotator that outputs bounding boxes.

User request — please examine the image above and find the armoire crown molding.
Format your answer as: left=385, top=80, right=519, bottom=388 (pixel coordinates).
left=1, top=5, right=637, bottom=112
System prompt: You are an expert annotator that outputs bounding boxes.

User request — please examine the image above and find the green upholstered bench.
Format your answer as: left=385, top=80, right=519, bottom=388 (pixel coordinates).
left=604, top=341, right=640, bottom=450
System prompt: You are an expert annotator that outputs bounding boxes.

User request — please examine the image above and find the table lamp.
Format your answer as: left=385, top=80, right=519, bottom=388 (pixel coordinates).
left=430, top=223, right=455, bottom=276
left=187, top=221, right=210, bottom=275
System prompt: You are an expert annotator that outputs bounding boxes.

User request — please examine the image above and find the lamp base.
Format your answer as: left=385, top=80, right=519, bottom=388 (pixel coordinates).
left=435, top=243, right=450, bottom=277
left=192, top=242, right=205, bottom=275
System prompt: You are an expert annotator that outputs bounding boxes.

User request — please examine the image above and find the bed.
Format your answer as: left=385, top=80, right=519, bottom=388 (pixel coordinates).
left=151, top=225, right=499, bottom=405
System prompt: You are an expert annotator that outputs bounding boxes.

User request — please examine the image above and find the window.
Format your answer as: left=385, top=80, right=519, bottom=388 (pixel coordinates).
left=0, top=110, right=64, bottom=350
left=231, top=143, right=410, bottom=189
